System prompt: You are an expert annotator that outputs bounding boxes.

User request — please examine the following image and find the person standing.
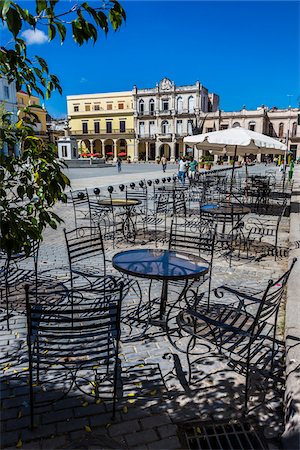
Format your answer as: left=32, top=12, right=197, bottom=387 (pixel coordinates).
left=178, top=156, right=188, bottom=185
left=288, top=159, right=295, bottom=181
left=117, top=156, right=122, bottom=173
left=161, top=155, right=167, bottom=173
left=188, top=156, right=198, bottom=181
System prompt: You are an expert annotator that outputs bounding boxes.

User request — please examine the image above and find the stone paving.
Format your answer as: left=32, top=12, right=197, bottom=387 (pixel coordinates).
left=0, top=166, right=292, bottom=449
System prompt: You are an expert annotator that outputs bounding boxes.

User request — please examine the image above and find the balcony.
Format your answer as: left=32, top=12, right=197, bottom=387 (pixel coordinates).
left=138, top=133, right=156, bottom=139
left=71, top=129, right=135, bottom=137
left=137, top=110, right=156, bottom=117
left=157, top=133, right=173, bottom=141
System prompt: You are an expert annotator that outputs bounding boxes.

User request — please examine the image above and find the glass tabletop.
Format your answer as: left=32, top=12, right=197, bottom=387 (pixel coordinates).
left=201, top=204, right=251, bottom=215
left=112, top=249, right=209, bottom=280
left=97, top=198, right=142, bottom=207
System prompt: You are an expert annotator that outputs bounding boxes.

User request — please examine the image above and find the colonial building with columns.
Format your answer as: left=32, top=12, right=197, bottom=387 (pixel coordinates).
left=191, top=106, right=300, bottom=161
left=66, top=81, right=300, bottom=162
left=66, top=91, right=135, bottom=160
left=133, top=77, right=220, bottom=162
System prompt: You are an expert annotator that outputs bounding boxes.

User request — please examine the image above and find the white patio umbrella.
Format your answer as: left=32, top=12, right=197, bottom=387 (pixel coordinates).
left=184, top=127, right=287, bottom=196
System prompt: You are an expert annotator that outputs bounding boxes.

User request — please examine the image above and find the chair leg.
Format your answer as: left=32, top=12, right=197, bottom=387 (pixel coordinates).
left=5, top=284, right=10, bottom=330
left=27, top=338, right=34, bottom=430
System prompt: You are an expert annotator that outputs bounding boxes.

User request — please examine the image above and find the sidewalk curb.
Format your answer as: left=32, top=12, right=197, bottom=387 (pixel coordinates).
left=282, top=166, right=300, bottom=450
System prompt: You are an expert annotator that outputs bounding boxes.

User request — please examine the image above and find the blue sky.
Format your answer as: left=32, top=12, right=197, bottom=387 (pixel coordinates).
left=1, top=1, right=299, bottom=117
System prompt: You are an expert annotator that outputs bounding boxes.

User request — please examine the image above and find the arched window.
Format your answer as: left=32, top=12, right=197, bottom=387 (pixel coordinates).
left=248, top=121, right=256, bottom=131
left=149, top=99, right=155, bottom=114
left=292, top=122, right=297, bottom=137
left=278, top=123, right=284, bottom=138
left=139, top=99, right=144, bottom=114
left=232, top=122, right=240, bottom=128
left=162, top=120, right=169, bottom=134
left=188, top=96, right=194, bottom=113
left=177, top=97, right=183, bottom=113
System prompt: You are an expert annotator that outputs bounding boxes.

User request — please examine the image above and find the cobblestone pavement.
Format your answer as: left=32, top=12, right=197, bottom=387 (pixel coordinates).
left=1, top=167, right=291, bottom=449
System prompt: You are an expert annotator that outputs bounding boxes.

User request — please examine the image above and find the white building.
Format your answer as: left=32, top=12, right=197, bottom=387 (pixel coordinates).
left=133, top=77, right=219, bottom=162
left=0, top=77, right=19, bottom=155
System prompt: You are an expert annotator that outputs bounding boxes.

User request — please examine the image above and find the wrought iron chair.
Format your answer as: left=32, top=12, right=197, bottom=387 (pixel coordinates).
left=168, top=217, right=217, bottom=307
left=64, top=225, right=141, bottom=302
left=70, top=189, right=91, bottom=228
left=243, top=200, right=288, bottom=260
left=0, top=241, right=40, bottom=329
left=25, top=283, right=124, bottom=429
left=64, top=226, right=120, bottom=290
left=175, top=258, right=297, bottom=411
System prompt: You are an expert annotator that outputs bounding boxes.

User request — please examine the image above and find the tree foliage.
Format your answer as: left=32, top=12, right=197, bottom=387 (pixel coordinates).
left=0, top=106, right=70, bottom=256
left=0, top=1, right=126, bottom=256
left=0, top=0, right=126, bottom=98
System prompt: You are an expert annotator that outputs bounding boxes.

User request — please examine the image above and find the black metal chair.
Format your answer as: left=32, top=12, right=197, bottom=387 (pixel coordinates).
left=168, top=217, right=217, bottom=307
left=25, top=283, right=124, bottom=429
left=70, top=189, right=91, bottom=228
left=0, top=241, right=40, bottom=329
left=63, top=226, right=120, bottom=290
left=243, top=200, right=288, bottom=261
left=175, top=258, right=297, bottom=411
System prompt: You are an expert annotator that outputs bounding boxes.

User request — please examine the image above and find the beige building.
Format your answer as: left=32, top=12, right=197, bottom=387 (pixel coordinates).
left=67, top=92, right=135, bottom=160
left=203, top=106, right=300, bottom=160
left=17, top=91, right=48, bottom=137
left=66, top=84, right=300, bottom=162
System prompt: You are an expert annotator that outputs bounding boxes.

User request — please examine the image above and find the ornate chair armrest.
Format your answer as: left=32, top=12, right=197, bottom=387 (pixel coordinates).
left=212, top=285, right=262, bottom=312
left=185, top=308, right=252, bottom=338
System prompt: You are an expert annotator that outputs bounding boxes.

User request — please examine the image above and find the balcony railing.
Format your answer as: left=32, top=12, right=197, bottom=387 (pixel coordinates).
left=137, top=110, right=155, bottom=116
left=71, top=129, right=135, bottom=135
left=138, top=133, right=156, bottom=139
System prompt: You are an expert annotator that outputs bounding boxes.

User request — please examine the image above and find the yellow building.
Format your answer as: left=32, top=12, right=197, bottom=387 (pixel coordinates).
left=17, top=91, right=47, bottom=136
left=67, top=91, right=135, bottom=160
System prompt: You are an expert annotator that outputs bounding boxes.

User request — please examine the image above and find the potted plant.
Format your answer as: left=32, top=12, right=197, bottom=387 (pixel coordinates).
left=127, top=155, right=131, bottom=164
left=199, top=158, right=205, bottom=169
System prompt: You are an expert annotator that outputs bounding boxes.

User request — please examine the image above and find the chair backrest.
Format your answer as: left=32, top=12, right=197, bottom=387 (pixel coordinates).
left=169, top=218, right=216, bottom=259
left=70, top=188, right=91, bottom=227
left=64, top=226, right=106, bottom=273
left=156, top=192, right=171, bottom=214
left=173, top=190, right=186, bottom=216
left=1, top=239, right=40, bottom=278
left=25, top=283, right=124, bottom=361
left=253, top=258, right=297, bottom=332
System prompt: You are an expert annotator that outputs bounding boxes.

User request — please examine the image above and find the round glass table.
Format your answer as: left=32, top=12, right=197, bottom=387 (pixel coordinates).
left=112, top=249, right=209, bottom=322
left=97, top=198, right=142, bottom=242
left=201, top=203, right=251, bottom=216
left=97, top=198, right=142, bottom=207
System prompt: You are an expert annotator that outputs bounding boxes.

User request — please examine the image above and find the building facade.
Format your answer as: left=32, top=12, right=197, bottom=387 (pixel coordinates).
left=67, top=92, right=135, bottom=160
left=0, top=77, right=18, bottom=155
left=66, top=79, right=300, bottom=162
left=17, top=91, right=48, bottom=137
left=192, top=106, right=300, bottom=161
left=133, top=77, right=220, bottom=162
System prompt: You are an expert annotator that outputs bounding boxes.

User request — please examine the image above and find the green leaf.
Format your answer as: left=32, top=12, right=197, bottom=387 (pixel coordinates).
left=56, top=22, right=66, bottom=43
left=6, top=7, right=22, bottom=37
left=1, top=0, right=11, bottom=18
left=48, top=23, right=56, bottom=41
left=36, top=0, right=47, bottom=15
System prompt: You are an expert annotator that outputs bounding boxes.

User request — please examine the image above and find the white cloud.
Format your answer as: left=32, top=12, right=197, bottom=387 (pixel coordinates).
left=80, top=77, right=88, bottom=83
left=21, top=29, right=48, bottom=45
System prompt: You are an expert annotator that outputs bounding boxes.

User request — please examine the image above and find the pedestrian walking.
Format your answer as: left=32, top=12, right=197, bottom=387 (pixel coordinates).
left=188, top=156, right=198, bottom=182
left=288, top=159, right=295, bottom=181
left=117, top=156, right=122, bottom=173
left=178, top=156, right=188, bottom=185
left=161, top=155, right=167, bottom=173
